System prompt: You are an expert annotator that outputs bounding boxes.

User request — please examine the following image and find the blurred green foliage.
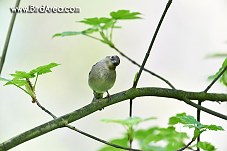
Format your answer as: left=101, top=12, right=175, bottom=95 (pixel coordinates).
left=98, top=113, right=223, bottom=151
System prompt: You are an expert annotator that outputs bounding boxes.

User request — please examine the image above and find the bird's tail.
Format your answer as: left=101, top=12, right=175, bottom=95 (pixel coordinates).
left=92, top=91, right=103, bottom=102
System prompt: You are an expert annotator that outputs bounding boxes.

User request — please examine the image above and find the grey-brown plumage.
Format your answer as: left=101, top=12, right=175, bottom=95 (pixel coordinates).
left=88, top=55, right=120, bottom=102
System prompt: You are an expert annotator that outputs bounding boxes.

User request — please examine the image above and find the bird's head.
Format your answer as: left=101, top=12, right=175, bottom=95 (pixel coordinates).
left=105, top=55, right=120, bottom=70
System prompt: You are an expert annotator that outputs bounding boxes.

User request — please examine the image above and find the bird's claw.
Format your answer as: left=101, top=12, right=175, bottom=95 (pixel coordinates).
left=106, top=91, right=111, bottom=101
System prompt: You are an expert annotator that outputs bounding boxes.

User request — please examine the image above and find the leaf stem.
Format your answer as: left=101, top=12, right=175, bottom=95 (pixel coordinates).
left=4, top=78, right=30, bottom=96
left=33, top=74, right=39, bottom=90
left=12, top=83, right=30, bottom=96
left=110, top=20, right=117, bottom=41
left=83, top=34, right=104, bottom=42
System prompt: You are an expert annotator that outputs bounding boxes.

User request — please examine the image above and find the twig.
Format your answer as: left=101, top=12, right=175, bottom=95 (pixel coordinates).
left=128, top=0, right=173, bottom=147
left=34, top=99, right=142, bottom=151
left=176, top=138, right=195, bottom=151
left=196, top=65, right=227, bottom=151
left=182, top=96, right=227, bottom=120
left=0, top=0, right=21, bottom=75
left=111, top=45, right=176, bottom=89
left=35, top=100, right=57, bottom=119
left=196, top=100, right=201, bottom=151
left=204, top=66, right=227, bottom=93
left=66, top=125, right=142, bottom=151
left=133, top=0, right=173, bottom=88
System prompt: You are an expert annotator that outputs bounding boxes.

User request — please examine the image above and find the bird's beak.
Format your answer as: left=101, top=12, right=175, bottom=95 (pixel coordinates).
left=113, top=60, right=120, bottom=66
left=112, top=56, right=120, bottom=66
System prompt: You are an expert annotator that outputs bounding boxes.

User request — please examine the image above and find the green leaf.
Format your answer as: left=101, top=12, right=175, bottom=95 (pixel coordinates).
left=134, top=127, right=159, bottom=140
left=102, top=117, right=141, bottom=127
left=80, top=17, right=117, bottom=32
left=82, top=28, right=99, bottom=34
left=197, top=141, right=216, bottom=151
left=98, top=137, right=128, bottom=151
left=101, top=19, right=115, bottom=30
left=193, top=128, right=203, bottom=139
left=169, top=113, right=201, bottom=128
left=206, top=53, right=227, bottom=58
left=110, top=10, right=141, bottom=20
left=5, top=79, right=28, bottom=86
left=53, top=31, right=82, bottom=38
left=102, top=116, right=156, bottom=128
left=10, top=71, right=34, bottom=79
left=135, top=126, right=188, bottom=151
left=29, top=63, right=60, bottom=76
left=209, top=58, right=227, bottom=86
left=202, top=125, right=224, bottom=131
left=222, top=58, right=227, bottom=67
left=80, top=17, right=112, bottom=26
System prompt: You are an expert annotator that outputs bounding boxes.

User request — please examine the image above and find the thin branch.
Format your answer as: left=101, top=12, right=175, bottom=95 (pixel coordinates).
left=176, top=138, right=195, bottom=151
left=204, top=66, right=227, bottom=93
left=34, top=99, right=141, bottom=151
left=1, top=87, right=227, bottom=150
left=182, top=96, right=227, bottom=120
left=35, top=100, right=57, bottom=119
left=0, top=0, right=21, bottom=75
left=196, top=100, right=201, bottom=151
left=196, top=65, right=227, bottom=151
left=66, top=125, right=142, bottom=151
left=111, top=45, right=176, bottom=90
left=133, top=0, right=173, bottom=88
left=128, top=1, right=173, bottom=148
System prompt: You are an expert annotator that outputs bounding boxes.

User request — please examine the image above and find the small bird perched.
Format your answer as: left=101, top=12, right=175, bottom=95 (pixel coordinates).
left=88, top=55, right=120, bottom=103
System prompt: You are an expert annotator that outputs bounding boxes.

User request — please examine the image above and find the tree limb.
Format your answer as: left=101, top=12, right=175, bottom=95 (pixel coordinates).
left=0, top=87, right=227, bottom=150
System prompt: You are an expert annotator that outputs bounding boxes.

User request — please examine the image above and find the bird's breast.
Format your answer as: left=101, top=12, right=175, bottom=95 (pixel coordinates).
left=88, top=65, right=116, bottom=93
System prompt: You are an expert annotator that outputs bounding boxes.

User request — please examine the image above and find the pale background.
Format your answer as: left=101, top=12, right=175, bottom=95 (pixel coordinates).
left=0, top=0, right=227, bottom=150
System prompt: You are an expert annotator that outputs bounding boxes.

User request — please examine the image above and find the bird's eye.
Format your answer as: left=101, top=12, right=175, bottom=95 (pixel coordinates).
left=110, top=56, right=114, bottom=61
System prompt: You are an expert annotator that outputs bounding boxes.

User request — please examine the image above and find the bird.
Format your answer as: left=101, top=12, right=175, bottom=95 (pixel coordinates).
left=88, top=55, right=120, bottom=103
